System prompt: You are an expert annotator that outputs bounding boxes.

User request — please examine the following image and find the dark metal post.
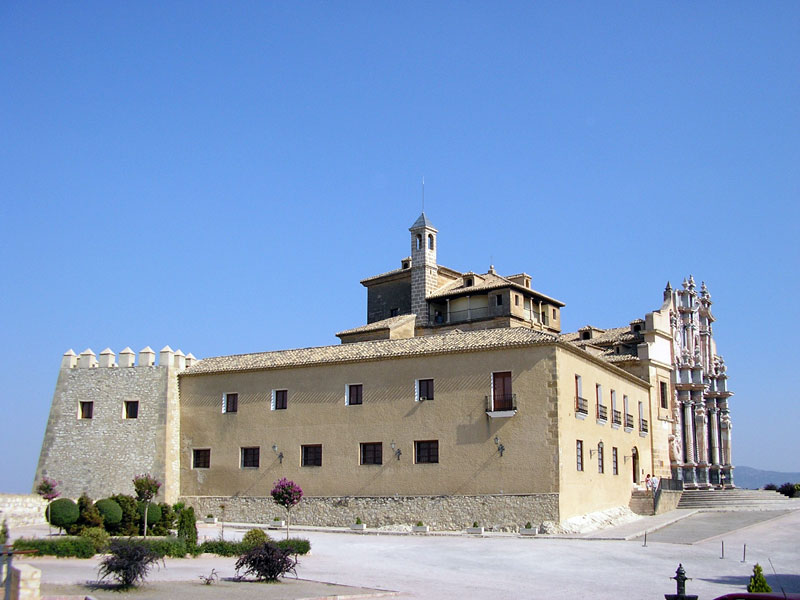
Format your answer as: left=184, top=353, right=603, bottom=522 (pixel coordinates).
left=665, top=563, right=698, bottom=600
left=3, top=544, right=13, bottom=600
left=643, top=530, right=647, bottom=547
left=742, top=544, right=746, bottom=563
left=720, top=540, right=724, bottom=559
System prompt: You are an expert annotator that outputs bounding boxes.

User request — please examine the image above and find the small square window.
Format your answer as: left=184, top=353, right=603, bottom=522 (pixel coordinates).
left=241, top=446, right=260, bottom=468
left=417, top=379, right=434, bottom=401
left=193, top=449, right=210, bottom=469
left=496, top=295, right=503, bottom=306
left=79, top=401, right=93, bottom=419
left=346, top=384, right=363, bottom=406
left=223, top=393, right=238, bottom=413
left=302, top=444, right=322, bottom=467
left=274, top=390, right=287, bottom=410
left=415, top=440, right=439, bottom=464
left=124, top=401, right=139, bottom=419
left=360, top=442, right=382, bottom=465
left=390, top=308, right=399, bottom=317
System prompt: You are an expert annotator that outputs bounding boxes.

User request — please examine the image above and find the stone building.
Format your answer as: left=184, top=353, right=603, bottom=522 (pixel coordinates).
left=34, top=214, right=735, bottom=528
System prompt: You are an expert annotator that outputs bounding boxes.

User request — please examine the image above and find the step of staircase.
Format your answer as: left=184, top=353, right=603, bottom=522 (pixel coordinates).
left=677, top=489, right=800, bottom=510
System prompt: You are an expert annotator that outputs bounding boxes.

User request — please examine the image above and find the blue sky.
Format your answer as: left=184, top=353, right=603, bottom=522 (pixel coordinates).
left=1, top=2, right=798, bottom=493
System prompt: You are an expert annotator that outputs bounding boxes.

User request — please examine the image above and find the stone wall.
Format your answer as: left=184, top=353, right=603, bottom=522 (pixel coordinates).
left=0, top=494, right=48, bottom=529
left=34, top=363, right=175, bottom=502
left=182, top=493, right=560, bottom=532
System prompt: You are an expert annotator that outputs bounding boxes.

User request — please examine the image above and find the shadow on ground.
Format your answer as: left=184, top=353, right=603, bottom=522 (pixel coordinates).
left=700, top=573, right=800, bottom=593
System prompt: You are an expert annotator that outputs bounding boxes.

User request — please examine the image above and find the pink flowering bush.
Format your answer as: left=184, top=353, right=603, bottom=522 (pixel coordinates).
left=270, top=478, right=303, bottom=539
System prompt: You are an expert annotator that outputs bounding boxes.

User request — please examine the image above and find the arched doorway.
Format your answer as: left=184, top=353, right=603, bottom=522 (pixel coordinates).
left=631, top=447, right=640, bottom=484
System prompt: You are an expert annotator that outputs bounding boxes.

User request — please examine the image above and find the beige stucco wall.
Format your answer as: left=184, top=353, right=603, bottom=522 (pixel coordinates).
left=554, top=347, right=652, bottom=521
left=180, top=345, right=561, bottom=500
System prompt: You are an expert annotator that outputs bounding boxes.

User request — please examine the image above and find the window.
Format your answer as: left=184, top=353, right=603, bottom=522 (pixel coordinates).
left=597, top=443, right=604, bottom=474
left=660, top=381, right=669, bottom=409
left=193, top=449, right=210, bottom=469
left=360, top=442, right=382, bottom=465
left=302, top=444, right=322, bottom=467
left=415, top=440, right=439, bottom=464
left=222, top=393, right=238, bottom=413
left=346, top=384, right=363, bottom=406
left=124, top=400, right=139, bottom=419
left=612, top=447, right=618, bottom=475
left=552, top=308, right=557, bottom=319
left=79, top=401, right=93, bottom=419
left=272, top=389, right=287, bottom=410
left=417, top=378, right=434, bottom=401
left=241, top=447, right=260, bottom=468
left=492, top=371, right=513, bottom=411
left=390, top=308, right=399, bottom=317
left=465, top=278, right=473, bottom=287
left=416, top=234, right=422, bottom=250
left=428, top=234, right=434, bottom=250
left=515, top=295, right=520, bottom=306
left=576, top=440, right=583, bottom=471
left=496, top=295, right=503, bottom=306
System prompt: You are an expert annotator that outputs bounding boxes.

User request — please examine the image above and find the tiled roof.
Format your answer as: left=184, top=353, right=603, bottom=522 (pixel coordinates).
left=336, top=314, right=416, bottom=336
left=183, top=328, right=558, bottom=375
left=360, top=263, right=462, bottom=285
left=560, top=326, right=640, bottom=346
left=427, top=272, right=565, bottom=306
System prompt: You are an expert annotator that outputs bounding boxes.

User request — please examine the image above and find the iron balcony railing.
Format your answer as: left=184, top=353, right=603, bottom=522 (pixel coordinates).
left=597, top=404, right=608, bottom=421
left=575, top=396, right=588, bottom=415
left=486, top=393, right=517, bottom=412
left=640, top=418, right=649, bottom=433
left=612, top=410, right=622, bottom=425
left=625, top=413, right=634, bottom=429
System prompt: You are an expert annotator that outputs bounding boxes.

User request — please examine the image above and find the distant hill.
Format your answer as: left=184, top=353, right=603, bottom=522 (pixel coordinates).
left=734, top=466, right=800, bottom=490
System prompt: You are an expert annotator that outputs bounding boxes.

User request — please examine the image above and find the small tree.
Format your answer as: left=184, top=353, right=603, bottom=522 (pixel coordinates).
left=177, top=506, right=198, bottom=550
left=270, top=478, right=303, bottom=540
left=0, top=519, right=9, bottom=545
left=35, top=477, right=60, bottom=535
left=748, top=563, right=772, bottom=593
left=132, top=474, right=161, bottom=538
left=98, top=538, right=161, bottom=589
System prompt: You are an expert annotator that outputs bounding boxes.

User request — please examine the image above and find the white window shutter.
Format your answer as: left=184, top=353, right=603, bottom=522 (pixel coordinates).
left=221, top=393, right=226, bottom=413
left=414, top=380, right=419, bottom=403
left=270, top=390, right=276, bottom=411
left=345, top=384, right=349, bottom=406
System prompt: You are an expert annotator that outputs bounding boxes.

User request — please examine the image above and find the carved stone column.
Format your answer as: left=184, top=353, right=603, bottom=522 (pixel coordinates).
left=707, top=401, right=720, bottom=485
left=682, top=398, right=696, bottom=486
left=694, top=396, right=710, bottom=487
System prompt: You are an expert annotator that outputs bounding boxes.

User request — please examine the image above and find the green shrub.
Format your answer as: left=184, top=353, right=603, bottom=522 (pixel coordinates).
left=0, top=519, right=8, bottom=545
left=80, top=527, right=110, bottom=553
left=95, top=499, right=122, bottom=528
left=748, top=563, right=772, bottom=593
left=98, top=538, right=161, bottom=589
left=241, top=528, right=270, bottom=550
left=110, top=495, right=139, bottom=536
left=13, top=536, right=95, bottom=558
left=276, top=538, right=311, bottom=556
left=47, top=498, right=79, bottom=531
left=235, top=542, right=296, bottom=582
left=355, top=517, right=362, bottom=525
left=416, top=521, right=424, bottom=527
left=151, top=503, right=176, bottom=536
left=68, top=493, right=104, bottom=535
left=138, top=536, right=186, bottom=558
left=199, top=539, right=245, bottom=556
left=777, top=482, right=797, bottom=498
left=136, top=501, right=162, bottom=532
left=176, top=506, right=197, bottom=549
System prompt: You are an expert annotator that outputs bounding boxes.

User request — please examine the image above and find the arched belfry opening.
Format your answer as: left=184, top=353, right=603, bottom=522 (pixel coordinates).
left=428, top=233, right=434, bottom=250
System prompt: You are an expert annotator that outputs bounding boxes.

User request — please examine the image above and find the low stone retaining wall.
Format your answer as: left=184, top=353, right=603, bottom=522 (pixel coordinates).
left=0, top=494, right=48, bottom=529
left=182, top=493, right=560, bottom=532
left=655, top=490, right=682, bottom=514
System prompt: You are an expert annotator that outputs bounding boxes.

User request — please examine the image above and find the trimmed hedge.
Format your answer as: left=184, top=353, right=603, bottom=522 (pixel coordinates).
left=47, top=498, right=79, bottom=530
left=277, top=538, right=311, bottom=556
left=199, top=539, right=245, bottom=556
left=13, top=536, right=95, bottom=558
left=137, top=536, right=188, bottom=558
left=95, top=499, right=123, bottom=528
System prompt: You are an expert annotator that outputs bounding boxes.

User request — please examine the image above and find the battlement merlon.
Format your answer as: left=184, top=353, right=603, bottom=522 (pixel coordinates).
left=61, top=347, right=197, bottom=370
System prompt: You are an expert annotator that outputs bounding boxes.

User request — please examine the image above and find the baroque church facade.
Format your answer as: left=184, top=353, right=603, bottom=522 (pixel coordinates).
left=34, top=214, right=735, bottom=529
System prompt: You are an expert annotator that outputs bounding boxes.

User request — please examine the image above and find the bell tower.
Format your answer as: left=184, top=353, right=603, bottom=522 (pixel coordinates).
left=409, top=213, right=438, bottom=326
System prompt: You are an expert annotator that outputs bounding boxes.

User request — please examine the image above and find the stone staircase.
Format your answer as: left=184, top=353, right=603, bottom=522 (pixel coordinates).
left=677, top=488, right=800, bottom=510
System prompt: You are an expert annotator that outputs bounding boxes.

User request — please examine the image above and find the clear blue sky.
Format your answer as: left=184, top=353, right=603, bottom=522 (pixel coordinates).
left=1, top=2, right=798, bottom=493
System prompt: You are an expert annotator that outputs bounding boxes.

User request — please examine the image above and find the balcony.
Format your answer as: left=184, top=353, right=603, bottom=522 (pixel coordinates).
left=597, top=404, right=608, bottom=421
left=639, top=418, right=649, bottom=434
left=448, top=307, right=489, bottom=323
left=625, top=413, right=634, bottom=429
left=575, top=396, right=588, bottom=416
left=612, top=410, right=622, bottom=426
left=486, top=394, right=517, bottom=418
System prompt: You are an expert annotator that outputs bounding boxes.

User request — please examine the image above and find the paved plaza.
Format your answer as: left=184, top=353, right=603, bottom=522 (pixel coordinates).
left=12, top=508, right=800, bottom=599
